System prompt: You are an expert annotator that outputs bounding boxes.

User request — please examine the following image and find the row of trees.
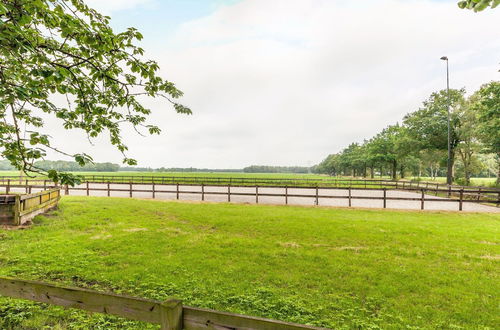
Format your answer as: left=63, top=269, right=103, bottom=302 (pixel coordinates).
left=243, top=165, right=310, bottom=173
left=313, top=82, right=500, bottom=185
left=0, top=160, right=120, bottom=172
left=35, top=160, right=120, bottom=172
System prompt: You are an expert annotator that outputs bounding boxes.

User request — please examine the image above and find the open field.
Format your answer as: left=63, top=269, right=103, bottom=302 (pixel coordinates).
left=1, top=171, right=498, bottom=188
left=410, top=177, right=499, bottom=187
left=0, top=171, right=328, bottom=180
left=0, top=197, right=499, bottom=329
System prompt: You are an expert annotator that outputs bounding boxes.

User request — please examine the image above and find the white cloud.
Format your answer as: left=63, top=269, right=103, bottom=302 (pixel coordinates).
left=43, top=0, right=500, bottom=168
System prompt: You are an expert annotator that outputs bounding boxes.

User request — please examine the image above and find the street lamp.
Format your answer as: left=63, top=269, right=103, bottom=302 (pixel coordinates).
left=440, top=56, right=452, bottom=185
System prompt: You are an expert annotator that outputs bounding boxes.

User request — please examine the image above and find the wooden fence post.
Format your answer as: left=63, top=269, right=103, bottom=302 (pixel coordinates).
left=227, top=185, right=231, bottom=202
left=348, top=187, right=352, bottom=207
left=420, top=189, right=424, bottom=210
left=14, top=195, right=20, bottom=225
left=6, top=179, right=10, bottom=194
left=107, top=182, right=110, bottom=197
left=152, top=183, right=156, bottom=199
left=44, top=180, right=47, bottom=190
left=315, top=186, right=319, bottom=206
left=25, top=179, right=28, bottom=193
left=129, top=182, right=132, bottom=198
left=285, top=186, right=288, bottom=205
left=383, top=188, right=387, bottom=209
left=159, top=299, right=183, bottom=330
left=477, top=188, right=481, bottom=201
left=65, top=184, right=69, bottom=195
left=176, top=184, right=179, bottom=200
left=201, top=184, right=205, bottom=201
left=256, top=186, right=259, bottom=204
left=459, top=189, right=463, bottom=211
left=86, top=182, right=90, bottom=196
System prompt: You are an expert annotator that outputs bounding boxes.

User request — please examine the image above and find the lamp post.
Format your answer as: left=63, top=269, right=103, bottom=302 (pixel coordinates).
left=440, top=56, right=452, bottom=185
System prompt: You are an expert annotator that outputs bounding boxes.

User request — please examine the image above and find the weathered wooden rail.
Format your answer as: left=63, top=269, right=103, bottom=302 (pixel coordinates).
left=1, top=182, right=498, bottom=211
left=0, top=277, right=322, bottom=329
left=0, top=188, right=60, bottom=225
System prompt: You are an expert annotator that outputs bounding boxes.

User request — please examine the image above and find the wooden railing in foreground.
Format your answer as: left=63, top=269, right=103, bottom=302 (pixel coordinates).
left=0, top=188, right=60, bottom=226
left=0, top=277, right=322, bottom=330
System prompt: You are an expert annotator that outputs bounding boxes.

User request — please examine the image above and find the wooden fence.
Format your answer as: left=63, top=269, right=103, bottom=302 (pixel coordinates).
left=0, top=277, right=322, bottom=330
left=0, top=188, right=60, bottom=225
left=1, top=182, right=498, bottom=211
left=1, top=175, right=498, bottom=193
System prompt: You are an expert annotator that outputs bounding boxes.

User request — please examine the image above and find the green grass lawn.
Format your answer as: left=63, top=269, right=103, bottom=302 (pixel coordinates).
left=0, top=197, right=498, bottom=329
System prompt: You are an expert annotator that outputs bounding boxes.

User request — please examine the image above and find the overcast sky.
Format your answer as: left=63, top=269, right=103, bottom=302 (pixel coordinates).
left=44, top=0, right=499, bottom=168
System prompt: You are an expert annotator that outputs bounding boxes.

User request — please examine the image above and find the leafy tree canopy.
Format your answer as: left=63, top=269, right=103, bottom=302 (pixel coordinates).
left=403, top=89, right=465, bottom=152
left=0, top=0, right=191, bottom=184
left=458, top=0, right=500, bottom=11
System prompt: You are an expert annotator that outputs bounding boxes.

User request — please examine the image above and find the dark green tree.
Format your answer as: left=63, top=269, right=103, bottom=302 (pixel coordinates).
left=471, top=81, right=500, bottom=183
left=0, top=0, right=190, bottom=184
left=404, top=89, right=466, bottom=182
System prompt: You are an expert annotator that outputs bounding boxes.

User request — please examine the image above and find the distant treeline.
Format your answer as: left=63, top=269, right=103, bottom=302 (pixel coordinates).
left=36, top=160, right=120, bottom=172
left=243, top=165, right=310, bottom=173
left=0, top=160, right=120, bottom=172
left=0, top=160, right=312, bottom=174
left=120, top=167, right=243, bottom=173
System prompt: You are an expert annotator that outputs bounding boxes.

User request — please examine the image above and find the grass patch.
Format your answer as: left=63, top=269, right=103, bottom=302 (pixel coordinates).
left=0, top=197, right=499, bottom=329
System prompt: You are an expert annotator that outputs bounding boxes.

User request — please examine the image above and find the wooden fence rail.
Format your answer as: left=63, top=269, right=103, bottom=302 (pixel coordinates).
left=0, top=188, right=60, bottom=226
left=1, top=183, right=498, bottom=211
left=0, top=277, right=322, bottom=330
left=1, top=175, right=498, bottom=193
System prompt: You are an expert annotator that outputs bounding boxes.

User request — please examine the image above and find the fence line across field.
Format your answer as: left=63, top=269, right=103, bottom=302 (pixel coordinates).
left=0, top=277, right=321, bottom=330
left=1, top=175, right=498, bottom=193
left=1, top=181, right=498, bottom=211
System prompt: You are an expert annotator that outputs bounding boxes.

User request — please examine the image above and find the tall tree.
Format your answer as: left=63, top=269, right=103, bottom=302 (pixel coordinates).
left=404, top=89, right=465, bottom=182
left=471, top=81, right=500, bottom=183
left=455, top=99, right=482, bottom=185
left=0, top=0, right=191, bottom=184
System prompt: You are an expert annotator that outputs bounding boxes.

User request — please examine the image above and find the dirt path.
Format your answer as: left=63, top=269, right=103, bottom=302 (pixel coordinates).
left=31, top=183, right=496, bottom=212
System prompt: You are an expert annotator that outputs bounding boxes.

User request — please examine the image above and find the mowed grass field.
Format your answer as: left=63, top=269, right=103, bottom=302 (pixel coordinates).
left=0, top=197, right=499, bottom=329
left=0, top=170, right=497, bottom=187
left=0, top=170, right=328, bottom=179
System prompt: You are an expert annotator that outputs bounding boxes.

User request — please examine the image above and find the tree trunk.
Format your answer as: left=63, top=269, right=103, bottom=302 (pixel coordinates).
left=392, top=160, right=397, bottom=180
left=447, top=149, right=455, bottom=184
left=370, top=167, right=374, bottom=179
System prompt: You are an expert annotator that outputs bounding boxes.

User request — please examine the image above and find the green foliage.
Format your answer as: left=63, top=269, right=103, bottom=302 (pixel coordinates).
left=471, top=81, right=500, bottom=184
left=404, top=89, right=465, bottom=152
left=0, top=197, right=498, bottom=328
left=243, top=165, right=311, bottom=174
left=458, top=0, right=500, bottom=11
left=0, top=0, right=190, bottom=185
left=36, top=159, right=120, bottom=172
left=471, top=82, right=500, bottom=156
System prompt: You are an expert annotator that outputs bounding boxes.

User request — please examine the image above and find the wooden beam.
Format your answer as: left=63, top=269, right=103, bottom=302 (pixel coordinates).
left=0, top=277, right=323, bottom=329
